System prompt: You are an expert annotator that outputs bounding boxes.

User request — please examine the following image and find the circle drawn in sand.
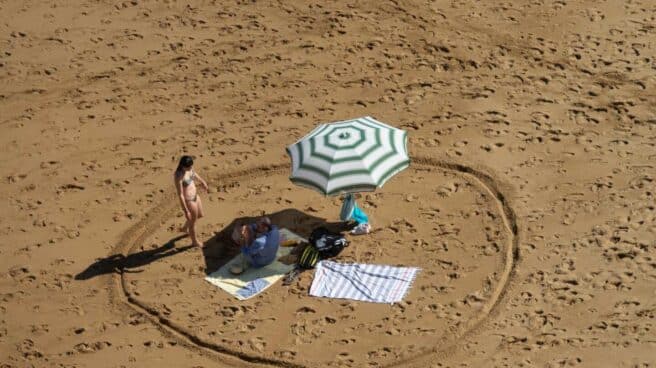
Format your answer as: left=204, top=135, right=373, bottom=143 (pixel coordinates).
left=108, top=158, right=519, bottom=367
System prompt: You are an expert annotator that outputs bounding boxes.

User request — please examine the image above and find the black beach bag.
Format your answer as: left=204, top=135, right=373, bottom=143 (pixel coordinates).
left=309, top=226, right=348, bottom=259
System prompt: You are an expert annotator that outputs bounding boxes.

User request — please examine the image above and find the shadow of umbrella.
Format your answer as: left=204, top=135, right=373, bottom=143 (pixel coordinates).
left=201, top=208, right=351, bottom=274
left=75, top=235, right=194, bottom=280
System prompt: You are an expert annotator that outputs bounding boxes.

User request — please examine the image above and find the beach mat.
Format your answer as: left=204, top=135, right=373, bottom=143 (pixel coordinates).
left=309, top=260, right=420, bottom=303
left=205, top=228, right=305, bottom=300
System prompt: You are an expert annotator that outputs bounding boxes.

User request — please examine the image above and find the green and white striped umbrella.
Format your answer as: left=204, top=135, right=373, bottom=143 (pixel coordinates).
left=286, top=116, right=410, bottom=196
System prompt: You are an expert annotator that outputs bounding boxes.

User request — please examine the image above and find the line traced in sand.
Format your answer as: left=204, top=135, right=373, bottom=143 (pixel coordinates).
left=107, top=158, right=520, bottom=367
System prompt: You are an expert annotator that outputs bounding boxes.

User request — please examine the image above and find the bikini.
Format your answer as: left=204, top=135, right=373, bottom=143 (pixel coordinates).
left=180, top=170, right=198, bottom=202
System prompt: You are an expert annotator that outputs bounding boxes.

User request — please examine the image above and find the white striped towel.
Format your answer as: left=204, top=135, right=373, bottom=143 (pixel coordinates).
left=309, top=260, right=420, bottom=303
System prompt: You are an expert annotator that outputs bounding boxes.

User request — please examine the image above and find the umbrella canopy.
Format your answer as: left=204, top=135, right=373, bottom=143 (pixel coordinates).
left=286, top=116, right=410, bottom=196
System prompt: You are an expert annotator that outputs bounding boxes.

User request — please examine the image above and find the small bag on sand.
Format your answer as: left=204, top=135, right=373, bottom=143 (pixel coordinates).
left=309, top=226, right=348, bottom=259
left=297, top=244, right=320, bottom=269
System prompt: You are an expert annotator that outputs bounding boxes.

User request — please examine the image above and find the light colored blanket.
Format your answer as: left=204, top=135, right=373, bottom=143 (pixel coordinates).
left=205, top=228, right=304, bottom=300
left=309, top=260, right=420, bottom=303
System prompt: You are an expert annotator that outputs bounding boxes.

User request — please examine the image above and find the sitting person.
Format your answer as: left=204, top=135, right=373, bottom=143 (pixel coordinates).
left=230, top=217, right=280, bottom=275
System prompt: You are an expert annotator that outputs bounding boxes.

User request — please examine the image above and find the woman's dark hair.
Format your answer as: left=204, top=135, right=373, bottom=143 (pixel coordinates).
left=176, top=155, right=194, bottom=174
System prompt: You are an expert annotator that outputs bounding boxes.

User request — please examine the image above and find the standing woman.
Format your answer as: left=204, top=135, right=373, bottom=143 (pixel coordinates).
left=174, top=155, right=209, bottom=247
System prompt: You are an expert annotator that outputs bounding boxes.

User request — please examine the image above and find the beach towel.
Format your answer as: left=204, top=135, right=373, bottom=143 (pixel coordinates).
left=340, top=194, right=369, bottom=224
left=340, top=194, right=356, bottom=221
left=205, top=228, right=305, bottom=300
left=309, top=260, right=420, bottom=303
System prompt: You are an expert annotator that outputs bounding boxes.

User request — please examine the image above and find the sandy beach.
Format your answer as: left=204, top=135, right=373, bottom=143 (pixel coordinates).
left=1, top=0, right=655, bottom=367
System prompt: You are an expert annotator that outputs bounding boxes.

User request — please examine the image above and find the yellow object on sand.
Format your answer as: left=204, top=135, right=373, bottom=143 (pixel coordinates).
left=280, top=239, right=298, bottom=247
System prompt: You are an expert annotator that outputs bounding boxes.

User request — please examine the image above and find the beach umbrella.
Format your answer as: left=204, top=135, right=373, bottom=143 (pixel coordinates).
left=286, top=116, right=410, bottom=196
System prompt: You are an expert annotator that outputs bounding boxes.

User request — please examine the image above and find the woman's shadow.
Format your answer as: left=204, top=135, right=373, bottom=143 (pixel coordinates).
left=75, top=235, right=194, bottom=280
left=201, top=208, right=350, bottom=274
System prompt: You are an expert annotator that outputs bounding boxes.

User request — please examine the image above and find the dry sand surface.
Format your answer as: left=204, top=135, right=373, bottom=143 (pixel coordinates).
left=1, top=0, right=655, bottom=367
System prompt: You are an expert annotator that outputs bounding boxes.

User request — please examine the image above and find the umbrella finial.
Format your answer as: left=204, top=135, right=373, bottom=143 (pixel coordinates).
left=338, top=131, right=350, bottom=139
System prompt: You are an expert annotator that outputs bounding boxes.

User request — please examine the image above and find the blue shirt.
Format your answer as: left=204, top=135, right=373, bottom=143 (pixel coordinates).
left=241, top=224, right=280, bottom=268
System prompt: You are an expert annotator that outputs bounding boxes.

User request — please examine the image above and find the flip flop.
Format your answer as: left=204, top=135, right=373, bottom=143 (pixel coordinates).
left=283, top=267, right=301, bottom=286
